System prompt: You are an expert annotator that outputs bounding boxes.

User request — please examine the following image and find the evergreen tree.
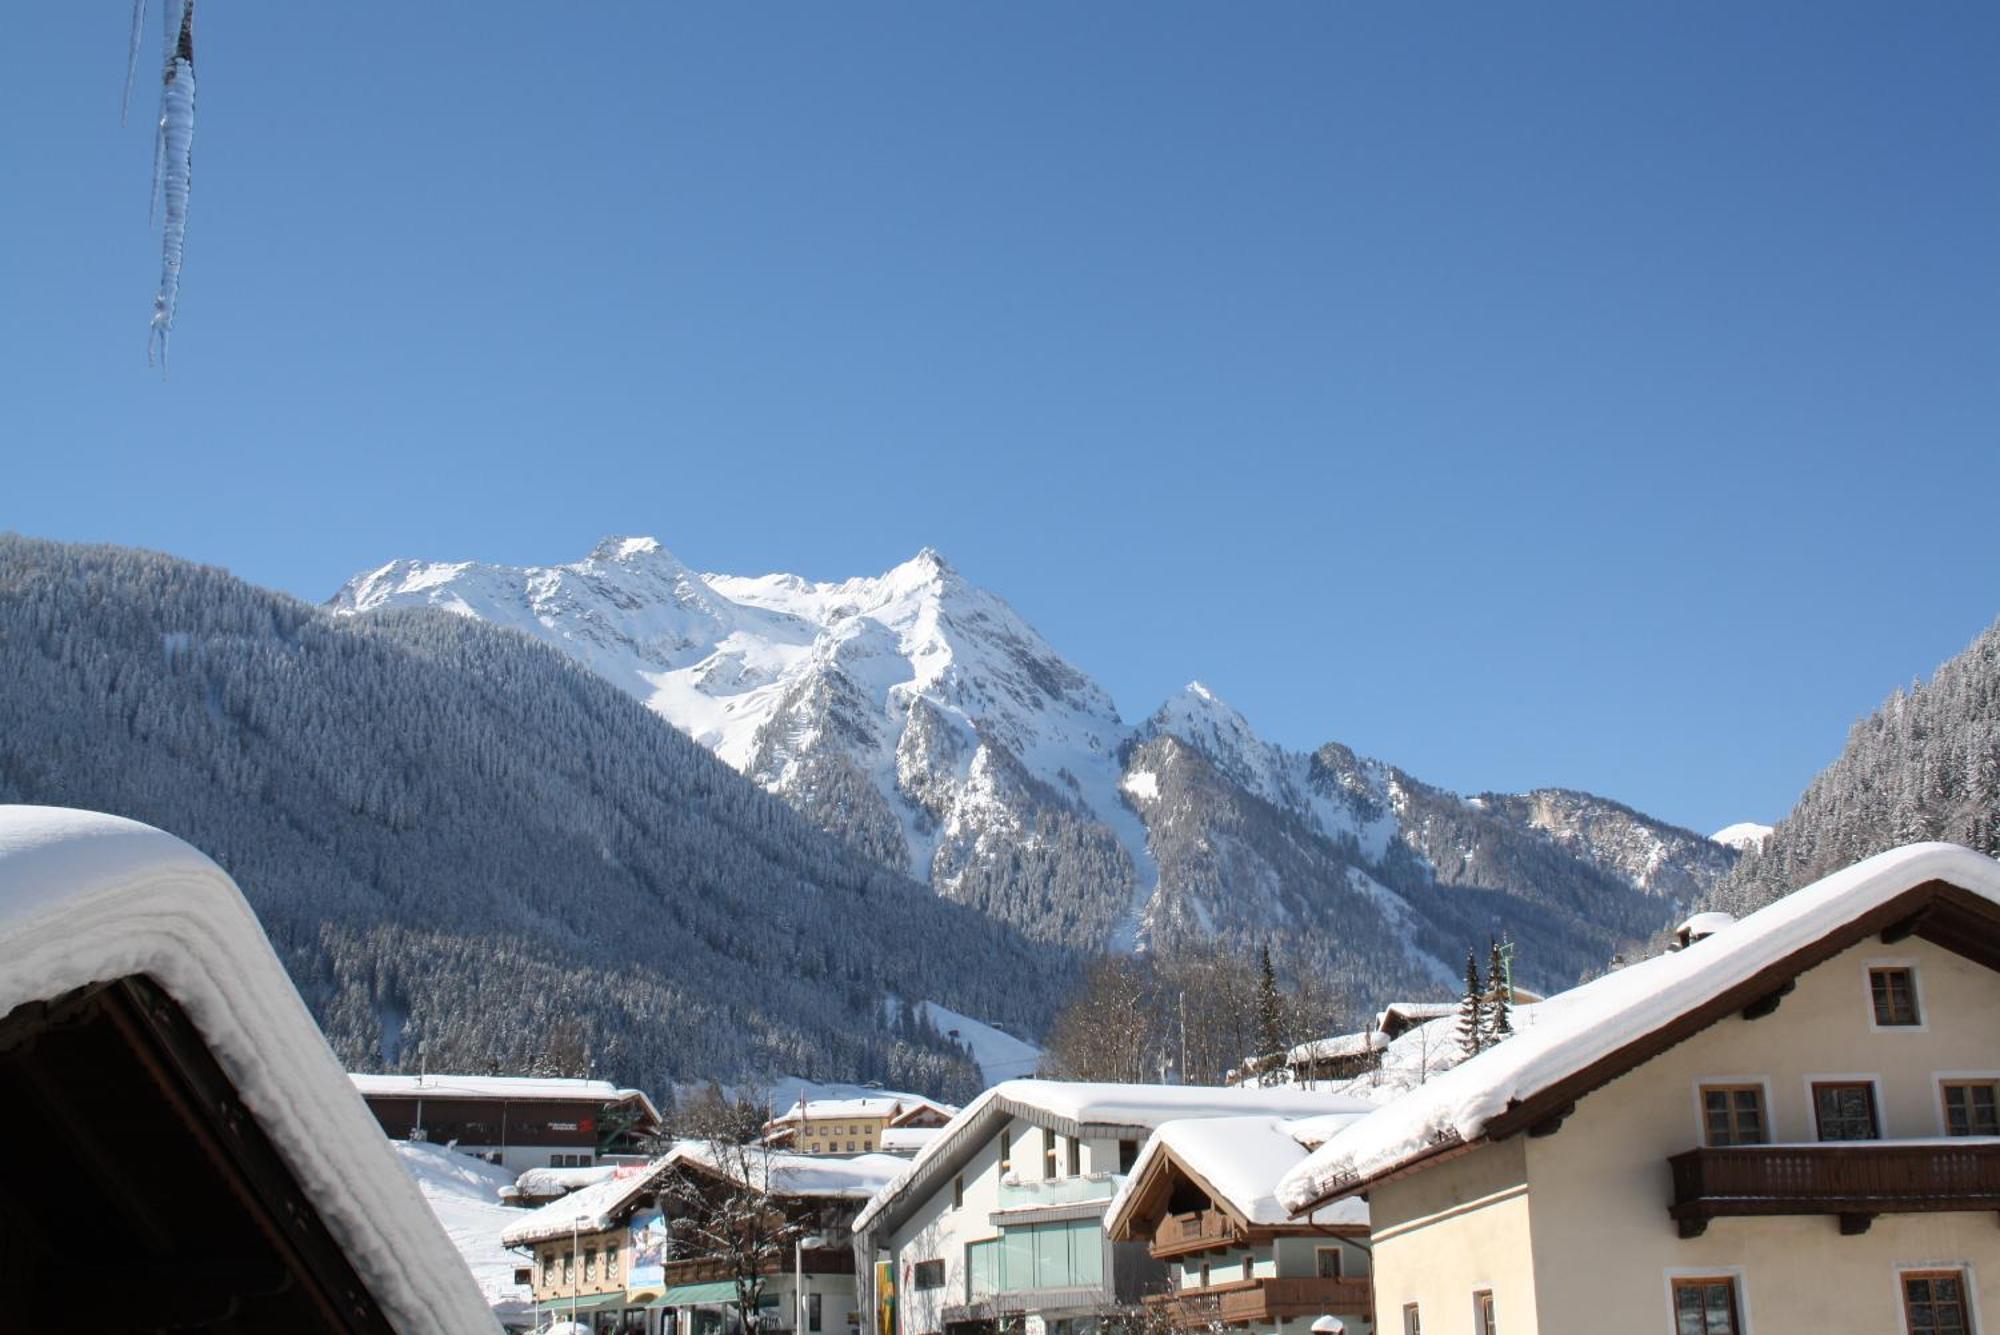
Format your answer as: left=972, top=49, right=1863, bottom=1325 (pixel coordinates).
left=1458, top=949, right=1486, bottom=1058
left=1255, top=943, right=1283, bottom=1057
left=1485, top=938, right=1513, bottom=1043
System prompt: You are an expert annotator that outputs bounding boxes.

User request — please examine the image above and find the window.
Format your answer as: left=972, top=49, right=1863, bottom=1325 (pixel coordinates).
left=584, top=1248, right=597, bottom=1281
left=1813, top=1082, right=1880, bottom=1140
left=1943, top=1081, right=2000, bottom=1137
left=1044, top=1129, right=1057, bottom=1181
left=1067, top=1137, right=1081, bottom=1177
left=1700, top=1085, right=1767, bottom=1147
left=1871, top=967, right=1921, bottom=1027
left=1904, top=1271, right=1974, bottom=1334
left=1401, top=1303, right=1420, bottom=1335
left=847, top=1141, right=856, bottom=1152
left=808, top=1294, right=822, bottom=1332
left=953, top=1174, right=965, bottom=1209
left=514, top=1267, right=533, bottom=1287
left=1315, top=1248, right=1342, bottom=1280
left=1118, top=1139, right=1138, bottom=1173
left=563, top=1251, right=575, bottom=1283
left=607, top=1249, right=619, bottom=1279
left=912, top=1260, right=945, bottom=1291
left=1000, top=1130, right=1011, bottom=1172
left=1671, top=1277, right=1740, bottom=1335
left=1474, top=1291, right=1496, bottom=1335
left=542, top=1253, right=556, bottom=1285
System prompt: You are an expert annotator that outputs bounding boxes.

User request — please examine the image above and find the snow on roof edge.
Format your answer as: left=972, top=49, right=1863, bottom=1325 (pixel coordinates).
left=1277, top=842, right=2000, bottom=1215
left=0, top=806, right=495, bottom=1333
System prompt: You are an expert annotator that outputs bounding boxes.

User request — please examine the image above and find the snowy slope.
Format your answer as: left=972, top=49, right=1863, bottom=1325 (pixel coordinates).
left=391, top=1141, right=534, bottom=1320
left=919, top=1000, right=1043, bottom=1083
left=1711, top=821, right=1774, bottom=852
left=334, top=538, right=1738, bottom=984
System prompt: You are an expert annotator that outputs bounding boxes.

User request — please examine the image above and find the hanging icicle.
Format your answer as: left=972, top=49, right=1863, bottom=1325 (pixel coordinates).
left=145, top=0, right=196, bottom=370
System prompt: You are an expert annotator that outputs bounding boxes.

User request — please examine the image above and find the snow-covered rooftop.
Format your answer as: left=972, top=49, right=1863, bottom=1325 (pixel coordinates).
left=504, top=1163, right=620, bottom=1203
left=393, top=1141, right=535, bottom=1318
left=880, top=1127, right=942, bottom=1154
left=1286, top=1029, right=1390, bottom=1064
left=853, top=1079, right=1373, bottom=1234
left=0, top=806, right=495, bottom=1334
left=768, top=1094, right=955, bottom=1125
left=1278, top=842, right=2000, bottom=1214
left=351, top=1072, right=659, bottom=1118
left=1107, top=1112, right=1372, bottom=1235
left=501, top=1144, right=906, bottom=1246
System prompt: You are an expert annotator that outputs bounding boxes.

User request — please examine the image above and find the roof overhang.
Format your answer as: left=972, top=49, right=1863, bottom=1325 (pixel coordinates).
left=1292, top=874, right=2000, bottom=1214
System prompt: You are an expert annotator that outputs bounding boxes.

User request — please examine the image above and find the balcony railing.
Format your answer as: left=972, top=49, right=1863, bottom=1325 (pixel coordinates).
left=662, top=1247, right=854, bottom=1284
left=995, top=1173, right=1120, bottom=1210
left=1145, top=1277, right=1373, bottom=1327
left=1669, top=1141, right=2000, bottom=1237
left=1148, top=1209, right=1242, bottom=1258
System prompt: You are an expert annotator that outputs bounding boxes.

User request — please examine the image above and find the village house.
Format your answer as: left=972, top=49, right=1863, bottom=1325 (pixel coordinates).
left=1104, top=1113, right=1376, bottom=1335
left=766, top=1096, right=960, bottom=1156
left=501, top=1141, right=903, bottom=1335
left=352, top=1071, right=662, bottom=1171
left=0, top=805, right=496, bottom=1333
left=850, top=1081, right=1372, bottom=1335
left=1278, top=842, right=2000, bottom=1335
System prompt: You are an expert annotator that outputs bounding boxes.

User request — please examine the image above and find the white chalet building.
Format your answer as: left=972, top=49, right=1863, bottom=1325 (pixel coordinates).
left=1278, top=842, right=2000, bottom=1335
left=852, top=1081, right=1370, bottom=1335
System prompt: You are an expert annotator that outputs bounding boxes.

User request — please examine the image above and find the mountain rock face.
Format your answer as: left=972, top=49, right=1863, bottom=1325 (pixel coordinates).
left=0, top=537, right=1068, bottom=1099
left=1707, top=620, right=2000, bottom=917
left=337, top=539, right=1740, bottom=997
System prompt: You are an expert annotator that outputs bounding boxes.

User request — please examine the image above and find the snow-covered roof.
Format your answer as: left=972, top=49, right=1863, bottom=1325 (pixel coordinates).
left=1105, top=1113, right=1372, bottom=1236
left=880, top=1126, right=942, bottom=1154
left=768, top=1094, right=955, bottom=1125
left=504, top=1163, right=620, bottom=1202
left=1286, top=1029, right=1390, bottom=1064
left=852, top=1079, right=1374, bottom=1235
left=1376, top=1001, right=1456, bottom=1025
left=501, top=1144, right=907, bottom=1247
left=0, top=807, right=495, bottom=1334
left=351, top=1072, right=660, bottom=1119
left=1278, top=843, right=2000, bottom=1214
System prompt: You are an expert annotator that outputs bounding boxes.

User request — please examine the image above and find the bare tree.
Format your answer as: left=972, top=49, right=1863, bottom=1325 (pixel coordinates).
left=660, top=1095, right=799, bottom=1335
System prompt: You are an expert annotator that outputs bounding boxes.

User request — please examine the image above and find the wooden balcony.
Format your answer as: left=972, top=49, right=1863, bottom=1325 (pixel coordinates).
left=1149, top=1209, right=1243, bottom=1258
left=1669, top=1142, right=2000, bottom=1237
left=1145, top=1277, right=1373, bottom=1327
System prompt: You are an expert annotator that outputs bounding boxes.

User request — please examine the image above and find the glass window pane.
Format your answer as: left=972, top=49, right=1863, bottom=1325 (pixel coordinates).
left=1002, top=1230, right=1032, bottom=1293
left=1033, top=1224, right=1069, bottom=1287
left=1069, top=1222, right=1103, bottom=1286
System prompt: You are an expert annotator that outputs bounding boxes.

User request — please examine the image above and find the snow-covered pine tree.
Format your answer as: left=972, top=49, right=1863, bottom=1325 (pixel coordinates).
left=1255, top=943, right=1284, bottom=1083
left=1458, top=950, right=1485, bottom=1058
left=1485, top=938, right=1513, bottom=1044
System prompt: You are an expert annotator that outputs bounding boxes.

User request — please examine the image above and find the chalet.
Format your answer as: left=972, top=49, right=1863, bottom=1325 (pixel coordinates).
left=352, top=1071, right=662, bottom=1170
left=501, top=1142, right=903, bottom=1335
left=766, top=1096, right=960, bottom=1156
left=1104, top=1113, right=1376, bottom=1335
left=849, top=1081, right=1371, bottom=1335
left=1278, top=842, right=2000, bottom=1335
left=0, top=805, right=495, bottom=1333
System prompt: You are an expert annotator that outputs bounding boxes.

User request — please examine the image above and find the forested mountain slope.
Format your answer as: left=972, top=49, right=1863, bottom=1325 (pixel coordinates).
left=0, top=537, right=1068, bottom=1099
left=1708, top=619, right=2000, bottom=916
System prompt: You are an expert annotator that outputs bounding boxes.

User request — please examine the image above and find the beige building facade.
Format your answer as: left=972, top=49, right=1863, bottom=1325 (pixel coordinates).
left=1346, top=870, right=2000, bottom=1335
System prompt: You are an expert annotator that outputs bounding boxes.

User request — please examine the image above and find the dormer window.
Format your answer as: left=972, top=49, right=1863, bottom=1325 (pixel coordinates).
left=1870, top=967, right=1920, bottom=1027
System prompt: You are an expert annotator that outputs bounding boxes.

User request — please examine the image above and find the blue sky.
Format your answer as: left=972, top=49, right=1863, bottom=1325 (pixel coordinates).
left=5, top=2, right=1998, bottom=835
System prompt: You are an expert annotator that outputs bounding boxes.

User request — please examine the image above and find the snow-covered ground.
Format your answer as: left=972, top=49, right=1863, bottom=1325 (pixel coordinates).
left=391, top=1141, right=534, bottom=1322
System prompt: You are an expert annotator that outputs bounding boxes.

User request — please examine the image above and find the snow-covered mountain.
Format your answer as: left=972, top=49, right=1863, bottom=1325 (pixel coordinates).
left=1710, top=821, right=1774, bottom=853
left=334, top=538, right=1740, bottom=992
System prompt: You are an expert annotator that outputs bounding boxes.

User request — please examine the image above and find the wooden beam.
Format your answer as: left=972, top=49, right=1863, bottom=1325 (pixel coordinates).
left=1741, top=979, right=1795, bottom=1021
left=1527, top=1103, right=1575, bottom=1138
left=1880, top=909, right=1930, bottom=944
left=1839, top=1212, right=1875, bottom=1236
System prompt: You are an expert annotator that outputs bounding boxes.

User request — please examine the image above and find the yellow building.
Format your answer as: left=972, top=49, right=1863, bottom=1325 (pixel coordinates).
left=765, top=1096, right=958, bottom=1156
left=1278, top=843, right=2000, bottom=1335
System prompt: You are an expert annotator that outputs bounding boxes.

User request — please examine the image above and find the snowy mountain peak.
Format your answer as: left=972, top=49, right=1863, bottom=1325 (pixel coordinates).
left=1143, top=681, right=1300, bottom=813
left=590, top=534, right=673, bottom=563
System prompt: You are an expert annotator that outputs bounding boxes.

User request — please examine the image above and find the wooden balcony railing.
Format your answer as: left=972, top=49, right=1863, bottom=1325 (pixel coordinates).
left=662, top=1247, right=854, bottom=1284
left=1145, top=1277, right=1373, bottom=1328
left=1669, top=1142, right=2000, bottom=1237
left=1149, top=1209, right=1242, bottom=1258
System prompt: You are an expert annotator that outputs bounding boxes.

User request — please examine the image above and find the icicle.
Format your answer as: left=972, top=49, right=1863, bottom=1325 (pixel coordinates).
left=122, top=0, right=149, bottom=124
left=149, top=0, right=195, bottom=370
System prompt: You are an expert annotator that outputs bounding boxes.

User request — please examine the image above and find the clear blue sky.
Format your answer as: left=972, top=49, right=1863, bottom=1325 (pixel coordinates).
left=5, top=2, right=1998, bottom=836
